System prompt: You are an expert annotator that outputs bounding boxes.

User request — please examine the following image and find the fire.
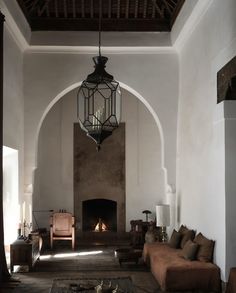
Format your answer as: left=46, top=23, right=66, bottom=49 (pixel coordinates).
left=95, top=218, right=107, bottom=232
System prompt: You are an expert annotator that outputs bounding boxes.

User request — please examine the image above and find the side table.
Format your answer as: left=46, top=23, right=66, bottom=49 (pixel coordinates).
left=114, top=248, right=142, bottom=266
left=10, top=234, right=42, bottom=272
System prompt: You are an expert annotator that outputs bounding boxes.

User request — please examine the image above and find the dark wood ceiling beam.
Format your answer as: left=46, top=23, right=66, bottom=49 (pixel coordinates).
left=165, top=0, right=175, bottom=10
left=143, top=0, right=147, bottom=18
left=29, top=17, right=170, bottom=31
left=16, top=0, right=185, bottom=32
left=81, top=0, right=85, bottom=18
left=38, top=0, right=52, bottom=17
left=63, top=0, right=67, bottom=18
left=169, top=0, right=177, bottom=7
left=152, top=0, right=164, bottom=18
left=54, top=0, right=59, bottom=17
left=162, top=0, right=172, bottom=14
left=28, top=0, right=41, bottom=14
left=107, top=0, right=111, bottom=18
left=46, top=4, right=50, bottom=17
left=117, top=0, right=121, bottom=19
left=134, top=0, right=138, bottom=19
left=90, top=0, right=94, bottom=18
left=151, top=0, right=155, bottom=18
left=125, top=0, right=129, bottom=19
left=72, top=0, right=76, bottom=18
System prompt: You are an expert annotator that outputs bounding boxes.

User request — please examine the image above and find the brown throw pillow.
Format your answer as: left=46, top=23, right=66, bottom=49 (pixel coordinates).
left=182, top=240, right=199, bottom=261
left=180, top=229, right=195, bottom=249
left=194, top=233, right=215, bottom=262
left=178, top=225, right=188, bottom=234
left=169, top=229, right=182, bottom=248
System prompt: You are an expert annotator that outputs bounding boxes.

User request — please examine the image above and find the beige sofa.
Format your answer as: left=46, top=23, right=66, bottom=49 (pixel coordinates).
left=143, top=227, right=221, bottom=292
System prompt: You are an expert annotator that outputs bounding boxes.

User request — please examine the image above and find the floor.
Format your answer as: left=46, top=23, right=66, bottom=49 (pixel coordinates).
left=0, top=244, right=160, bottom=293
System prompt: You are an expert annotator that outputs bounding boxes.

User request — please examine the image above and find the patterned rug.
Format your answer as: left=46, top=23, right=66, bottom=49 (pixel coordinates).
left=9, top=271, right=160, bottom=293
left=50, top=277, right=135, bottom=293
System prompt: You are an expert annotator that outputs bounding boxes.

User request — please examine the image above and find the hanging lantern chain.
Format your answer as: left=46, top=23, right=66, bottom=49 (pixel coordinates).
left=98, top=0, right=102, bottom=57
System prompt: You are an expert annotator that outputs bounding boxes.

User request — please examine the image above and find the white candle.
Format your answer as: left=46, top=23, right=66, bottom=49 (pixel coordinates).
left=22, top=202, right=25, bottom=222
left=29, top=204, right=32, bottom=224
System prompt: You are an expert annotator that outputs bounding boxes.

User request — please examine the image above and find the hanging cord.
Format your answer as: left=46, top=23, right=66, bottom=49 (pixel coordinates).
left=98, top=0, right=102, bottom=57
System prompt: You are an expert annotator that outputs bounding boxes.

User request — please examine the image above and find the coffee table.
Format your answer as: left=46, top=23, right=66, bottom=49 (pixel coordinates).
left=114, top=248, right=142, bottom=266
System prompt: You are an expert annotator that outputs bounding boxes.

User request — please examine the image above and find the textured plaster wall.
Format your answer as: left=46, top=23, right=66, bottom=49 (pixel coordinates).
left=3, top=27, right=24, bottom=220
left=35, top=89, right=164, bottom=231
left=176, top=0, right=236, bottom=280
left=74, top=123, right=125, bottom=233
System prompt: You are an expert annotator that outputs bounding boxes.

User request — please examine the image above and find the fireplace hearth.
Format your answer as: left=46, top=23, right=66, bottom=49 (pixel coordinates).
left=82, top=199, right=117, bottom=232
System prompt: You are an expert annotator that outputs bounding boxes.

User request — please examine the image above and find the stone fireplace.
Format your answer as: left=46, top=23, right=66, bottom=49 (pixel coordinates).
left=74, top=123, right=125, bottom=235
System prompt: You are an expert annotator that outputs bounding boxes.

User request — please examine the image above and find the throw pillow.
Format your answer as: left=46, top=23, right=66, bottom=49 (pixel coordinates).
left=169, top=229, right=182, bottom=248
left=180, top=229, right=195, bottom=249
left=182, top=240, right=199, bottom=261
left=194, top=233, right=215, bottom=262
left=178, top=224, right=188, bottom=234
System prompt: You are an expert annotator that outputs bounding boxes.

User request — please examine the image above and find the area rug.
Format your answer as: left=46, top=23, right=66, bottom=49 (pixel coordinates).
left=12, top=271, right=159, bottom=293
left=32, top=247, right=148, bottom=272
left=50, top=277, right=135, bottom=293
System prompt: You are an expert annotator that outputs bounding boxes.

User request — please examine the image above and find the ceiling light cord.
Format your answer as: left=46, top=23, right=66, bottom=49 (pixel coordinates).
left=98, top=0, right=102, bottom=57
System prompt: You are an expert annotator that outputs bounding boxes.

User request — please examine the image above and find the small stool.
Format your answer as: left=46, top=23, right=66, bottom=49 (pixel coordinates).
left=114, top=248, right=142, bottom=266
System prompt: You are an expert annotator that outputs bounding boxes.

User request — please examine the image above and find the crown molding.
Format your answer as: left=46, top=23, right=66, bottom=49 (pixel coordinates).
left=25, top=45, right=176, bottom=55
left=0, top=0, right=28, bottom=51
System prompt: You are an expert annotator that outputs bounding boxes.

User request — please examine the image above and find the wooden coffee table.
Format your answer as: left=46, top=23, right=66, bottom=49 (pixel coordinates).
left=114, top=248, right=142, bottom=266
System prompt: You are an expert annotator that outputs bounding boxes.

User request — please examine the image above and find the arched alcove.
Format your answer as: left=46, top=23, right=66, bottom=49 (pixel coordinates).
left=33, top=83, right=166, bottom=231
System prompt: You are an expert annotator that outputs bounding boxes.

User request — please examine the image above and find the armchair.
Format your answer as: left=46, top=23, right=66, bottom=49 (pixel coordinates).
left=50, top=212, right=75, bottom=250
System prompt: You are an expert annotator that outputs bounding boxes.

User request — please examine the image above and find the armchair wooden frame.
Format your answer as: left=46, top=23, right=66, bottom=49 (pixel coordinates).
left=50, top=212, right=75, bottom=250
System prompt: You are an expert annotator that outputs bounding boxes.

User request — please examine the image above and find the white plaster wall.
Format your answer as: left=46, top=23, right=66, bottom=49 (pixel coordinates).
left=3, top=27, right=25, bottom=222
left=3, top=148, right=19, bottom=245
left=223, top=102, right=236, bottom=279
left=24, top=51, right=179, bottom=209
left=176, top=0, right=236, bottom=280
left=124, top=91, right=165, bottom=229
left=35, top=89, right=164, bottom=231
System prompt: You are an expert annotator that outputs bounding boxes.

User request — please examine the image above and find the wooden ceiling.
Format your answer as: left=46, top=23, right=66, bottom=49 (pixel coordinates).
left=17, top=0, right=185, bottom=32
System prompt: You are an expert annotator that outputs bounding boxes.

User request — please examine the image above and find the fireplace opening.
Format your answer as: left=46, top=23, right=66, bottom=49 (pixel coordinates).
left=82, top=199, right=117, bottom=232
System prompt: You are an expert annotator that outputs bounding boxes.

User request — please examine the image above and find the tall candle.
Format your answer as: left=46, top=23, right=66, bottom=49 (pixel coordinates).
left=22, top=202, right=25, bottom=222
left=29, top=204, right=32, bottom=224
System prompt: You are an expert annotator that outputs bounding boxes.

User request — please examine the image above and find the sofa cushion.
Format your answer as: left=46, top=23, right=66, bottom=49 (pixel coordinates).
left=194, top=232, right=215, bottom=262
left=182, top=240, right=199, bottom=260
left=169, top=229, right=182, bottom=248
left=150, top=252, right=221, bottom=292
left=143, top=241, right=221, bottom=292
left=179, top=228, right=195, bottom=249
